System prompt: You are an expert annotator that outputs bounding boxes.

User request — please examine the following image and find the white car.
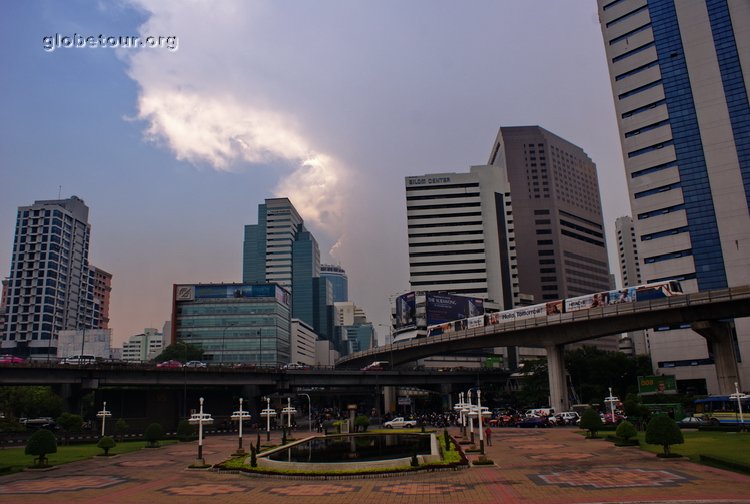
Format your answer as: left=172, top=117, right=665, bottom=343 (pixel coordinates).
left=383, top=417, right=416, bottom=429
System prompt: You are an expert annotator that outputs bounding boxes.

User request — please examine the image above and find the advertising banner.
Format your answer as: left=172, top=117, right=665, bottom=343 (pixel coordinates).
left=426, top=293, right=484, bottom=326
left=638, top=375, right=677, bottom=394
left=395, top=292, right=416, bottom=330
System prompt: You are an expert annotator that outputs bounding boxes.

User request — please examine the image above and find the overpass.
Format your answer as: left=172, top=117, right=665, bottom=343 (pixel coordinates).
left=337, top=285, right=750, bottom=411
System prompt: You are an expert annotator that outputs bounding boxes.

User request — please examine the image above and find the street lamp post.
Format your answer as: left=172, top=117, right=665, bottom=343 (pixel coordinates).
left=467, top=389, right=474, bottom=444
left=299, top=393, right=312, bottom=432
left=477, top=389, right=485, bottom=455
left=282, top=397, right=297, bottom=430
left=96, top=401, right=111, bottom=437
left=731, top=382, right=747, bottom=427
left=188, top=397, right=214, bottom=466
left=260, top=396, right=277, bottom=441
left=230, top=397, right=251, bottom=455
left=605, top=387, right=619, bottom=424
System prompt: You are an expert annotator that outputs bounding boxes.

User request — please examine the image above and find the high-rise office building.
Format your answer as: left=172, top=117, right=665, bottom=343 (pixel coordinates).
left=598, top=0, right=750, bottom=392
left=243, top=198, right=336, bottom=348
left=488, top=126, right=612, bottom=303
left=1, top=196, right=109, bottom=358
left=405, top=166, right=519, bottom=309
left=616, top=215, right=648, bottom=355
left=93, top=266, right=112, bottom=329
left=321, top=264, right=348, bottom=302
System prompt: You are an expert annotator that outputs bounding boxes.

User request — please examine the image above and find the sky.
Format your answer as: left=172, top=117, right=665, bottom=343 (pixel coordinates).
left=0, top=0, right=631, bottom=347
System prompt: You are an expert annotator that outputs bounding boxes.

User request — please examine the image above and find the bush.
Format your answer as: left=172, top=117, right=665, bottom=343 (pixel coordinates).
left=25, top=428, right=57, bottom=467
left=114, top=418, right=129, bottom=441
left=354, top=414, right=370, bottom=432
left=56, top=412, right=83, bottom=444
left=645, top=414, right=684, bottom=456
left=410, top=445, right=419, bottom=467
left=250, top=443, right=257, bottom=467
left=176, top=419, right=196, bottom=441
left=97, top=436, right=116, bottom=456
left=444, top=429, right=451, bottom=451
left=580, top=408, right=603, bottom=438
left=144, top=423, right=165, bottom=448
left=615, top=420, right=637, bottom=443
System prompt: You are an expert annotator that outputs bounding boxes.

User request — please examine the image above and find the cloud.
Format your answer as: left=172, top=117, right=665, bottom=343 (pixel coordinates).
left=123, top=0, right=347, bottom=239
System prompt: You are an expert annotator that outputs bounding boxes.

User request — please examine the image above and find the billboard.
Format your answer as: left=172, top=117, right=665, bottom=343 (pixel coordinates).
left=638, top=375, right=677, bottom=394
left=395, top=292, right=416, bottom=330
left=426, top=293, right=484, bottom=326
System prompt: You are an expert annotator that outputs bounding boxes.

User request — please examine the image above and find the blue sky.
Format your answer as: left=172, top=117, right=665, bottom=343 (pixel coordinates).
left=0, top=0, right=630, bottom=345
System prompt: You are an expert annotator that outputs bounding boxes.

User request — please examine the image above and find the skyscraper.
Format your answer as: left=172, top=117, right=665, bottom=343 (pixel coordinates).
left=488, top=126, right=612, bottom=303
left=598, top=0, right=750, bottom=391
left=404, top=165, right=519, bottom=309
left=1, top=196, right=109, bottom=358
left=321, top=264, right=348, bottom=302
left=616, top=215, right=648, bottom=355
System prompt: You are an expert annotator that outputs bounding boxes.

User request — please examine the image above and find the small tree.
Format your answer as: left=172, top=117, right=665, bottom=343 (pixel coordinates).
left=615, top=420, right=638, bottom=445
left=114, top=418, right=129, bottom=442
left=97, top=435, right=116, bottom=456
left=354, top=414, right=370, bottom=433
left=25, top=428, right=57, bottom=467
left=176, top=419, right=196, bottom=441
left=645, top=414, right=684, bottom=457
left=144, top=422, right=165, bottom=448
left=580, top=408, right=603, bottom=438
left=56, top=412, right=83, bottom=445
left=256, top=431, right=261, bottom=450
left=444, top=429, right=451, bottom=451
left=410, top=444, right=419, bottom=467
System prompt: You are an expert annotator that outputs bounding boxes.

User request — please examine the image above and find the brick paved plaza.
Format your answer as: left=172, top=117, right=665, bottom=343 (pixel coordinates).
left=2, top=427, right=750, bottom=503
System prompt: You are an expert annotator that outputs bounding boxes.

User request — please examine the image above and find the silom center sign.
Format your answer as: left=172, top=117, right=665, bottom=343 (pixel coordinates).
left=406, top=176, right=452, bottom=186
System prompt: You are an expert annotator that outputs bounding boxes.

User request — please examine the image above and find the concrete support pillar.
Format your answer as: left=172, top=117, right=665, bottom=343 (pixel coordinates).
left=383, top=386, right=397, bottom=414
left=692, top=321, right=741, bottom=394
left=546, top=344, right=568, bottom=413
left=440, top=383, right=453, bottom=411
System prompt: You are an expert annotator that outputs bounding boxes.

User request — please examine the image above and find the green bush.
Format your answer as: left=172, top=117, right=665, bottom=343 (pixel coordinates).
left=580, top=408, right=603, bottom=438
left=615, top=420, right=637, bottom=442
left=354, top=414, right=370, bottom=432
left=144, top=423, right=165, bottom=448
left=645, top=414, right=684, bottom=456
left=97, top=436, right=116, bottom=456
left=250, top=443, right=257, bottom=467
left=176, top=419, right=196, bottom=441
left=56, top=412, right=83, bottom=444
left=25, top=428, right=57, bottom=467
left=114, top=418, right=129, bottom=441
left=444, top=429, right=451, bottom=451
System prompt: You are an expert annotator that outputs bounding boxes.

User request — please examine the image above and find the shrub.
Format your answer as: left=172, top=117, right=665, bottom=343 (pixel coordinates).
left=250, top=443, right=257, bottom=467
left=444, top=429, right=451, bottom=451
left=56, top=412, right=83, bottom=444
left=580, top=408, right=603, bottom=438
left=176, top=419, right=196, bottom=441
left=645, top=414, right=684, bottom=456
left=144, top=422, right=165, bottom=448
left=615, top=420, right=637, bottom=443
left=97, top=436, right=116, bottom=456
left=114, top=418, right=129, bottom=441
left=354, top=414, right=370, bottom=432
left=25, top=428, right=57, bottom=467
left=410, top=445, right=419, bottom=467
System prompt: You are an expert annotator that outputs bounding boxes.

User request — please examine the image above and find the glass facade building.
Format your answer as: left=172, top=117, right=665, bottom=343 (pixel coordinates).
left=172, top=283, right=291, bottom=366
left=321, top=264, right=348, bottom=302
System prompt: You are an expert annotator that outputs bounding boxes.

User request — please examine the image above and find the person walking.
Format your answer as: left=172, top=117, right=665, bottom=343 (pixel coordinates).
left=484, top=426, right=492, bottom=446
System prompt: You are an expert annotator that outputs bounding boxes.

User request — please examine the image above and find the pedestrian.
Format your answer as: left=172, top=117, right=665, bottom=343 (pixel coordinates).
left=484, top=426, right=492, bottom=446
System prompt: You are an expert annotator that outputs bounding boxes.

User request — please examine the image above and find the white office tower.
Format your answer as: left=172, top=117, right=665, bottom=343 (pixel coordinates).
left=122, top=328, right=165, bottom=362
left=599, top=0, right=750, bottom=393
left=616, top=216, right=648, bottom=355
left=405, top=166, right=519, bottom=308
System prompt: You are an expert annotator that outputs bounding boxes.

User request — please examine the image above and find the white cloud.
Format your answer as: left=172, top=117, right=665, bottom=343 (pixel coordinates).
left=124, top=0, right=347, bottom=239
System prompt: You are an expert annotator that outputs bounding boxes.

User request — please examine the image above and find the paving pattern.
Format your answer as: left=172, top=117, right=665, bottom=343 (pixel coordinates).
left=1, top=427, right=750, bottom=503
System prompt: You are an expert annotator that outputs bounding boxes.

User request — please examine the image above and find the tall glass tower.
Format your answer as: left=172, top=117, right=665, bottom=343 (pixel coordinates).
left=321, top=264, right=348, bottom=302
left=598, top=0, right=750, bottom=392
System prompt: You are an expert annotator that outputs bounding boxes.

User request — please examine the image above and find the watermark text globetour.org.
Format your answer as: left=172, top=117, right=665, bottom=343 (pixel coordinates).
left=43, top=34, right=179, bottom=52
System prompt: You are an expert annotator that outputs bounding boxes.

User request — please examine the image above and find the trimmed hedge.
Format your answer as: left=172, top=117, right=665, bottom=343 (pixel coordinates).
left=699, top=454, right=750, bottom=475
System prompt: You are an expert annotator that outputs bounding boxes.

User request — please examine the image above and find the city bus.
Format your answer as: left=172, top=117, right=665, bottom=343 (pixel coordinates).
left=693, top=395, right=750, bottom=425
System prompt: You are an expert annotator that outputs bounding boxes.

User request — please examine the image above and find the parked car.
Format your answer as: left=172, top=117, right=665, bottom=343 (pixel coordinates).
left=156, top=359, right=183, bottom=368
left=21, top=417, right=58, bottom=430
left=383, top=417, right=416, bottom=429
left=677, top=416, right=712, bottom=428
left=517, top=415, right=550, bottom=428
left=554, top=411, right=581, bottom=425
left=0, top=354, right=25, bottom=364
left=184, top=361, right=207, bottom=368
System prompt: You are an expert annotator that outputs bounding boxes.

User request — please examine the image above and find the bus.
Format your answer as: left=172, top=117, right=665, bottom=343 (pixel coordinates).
left=693, top=395, right=750, bottom=425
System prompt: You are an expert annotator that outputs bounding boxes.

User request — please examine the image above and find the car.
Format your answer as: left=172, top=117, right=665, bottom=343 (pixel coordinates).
left=361, top=361, right=389, bottom=371
left=517, top=415, right=550, bottom=428
left=555, top=411, right=581, bottom=425
left=677, top=416, right=712, bottom=428
left=0, top=354, right=25, bottom=364
left=282, top=363, right=310, bottom=370
left=184, top=360, right=207, bottom=368
left=157, top=359, right=183, bottom=368
left=383, top=417, right=416, bottom=429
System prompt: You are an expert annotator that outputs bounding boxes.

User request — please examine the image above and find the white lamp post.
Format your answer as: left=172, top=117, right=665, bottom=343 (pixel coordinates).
left=605, top=387, right=619, bottom=424
left=466, top=389, right=475, bottom=444
left=477, top=389, right=485, bottom=455
left=188, top=397, right=214, bottom=466
left=453, top=392, right=466, bottom=437
left=96, top=401, right=111, bottom=437
left=282, top=397, right=297, bottom=430
left=731, top=382, right=747, bottom=426
left=230, top=397, right=251, bottom=455
left=299, top=393, right=312, bottom=432
left=260, top=396, right=277, bottom=441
